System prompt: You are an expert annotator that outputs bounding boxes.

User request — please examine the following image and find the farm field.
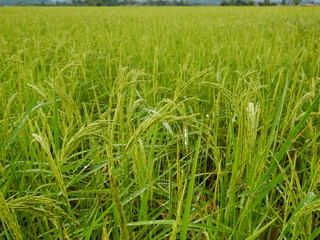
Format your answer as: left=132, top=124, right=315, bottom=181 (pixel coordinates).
left=0, top=6, right=320, bottom=239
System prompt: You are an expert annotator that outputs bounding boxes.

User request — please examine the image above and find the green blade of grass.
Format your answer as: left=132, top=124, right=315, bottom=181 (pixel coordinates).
left=53, top=84, right=60, bottom=153
left=254, top=93, right=320, bottom=192
left=280, top=192, right=319, bottom=239
left=180, top=137, right=201, bottom=240
left=274, top=94, right=320, bottom=163
left=311, top=226, right=320, bottom=240
left=245, top=217, right=278, bottom=240
left=127, top=220, right=245, bottom=235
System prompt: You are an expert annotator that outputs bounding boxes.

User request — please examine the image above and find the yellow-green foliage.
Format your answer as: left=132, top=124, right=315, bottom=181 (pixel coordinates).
left=0, top=7, right=320, bottom=239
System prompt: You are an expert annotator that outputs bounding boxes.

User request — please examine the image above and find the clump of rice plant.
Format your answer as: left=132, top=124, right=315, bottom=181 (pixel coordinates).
left=0, top=6, right=320, bottom=239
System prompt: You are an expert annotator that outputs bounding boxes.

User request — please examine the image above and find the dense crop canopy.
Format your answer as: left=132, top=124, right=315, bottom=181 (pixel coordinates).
left=0, top=6, right=320, bottom=239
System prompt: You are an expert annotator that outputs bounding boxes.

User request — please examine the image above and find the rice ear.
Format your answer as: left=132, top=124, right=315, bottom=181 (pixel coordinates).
left=0, top=192, right=23, bottom=240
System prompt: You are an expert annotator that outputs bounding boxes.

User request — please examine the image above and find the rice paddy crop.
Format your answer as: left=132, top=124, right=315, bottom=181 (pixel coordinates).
left=0, top=6, right=320, bottom=239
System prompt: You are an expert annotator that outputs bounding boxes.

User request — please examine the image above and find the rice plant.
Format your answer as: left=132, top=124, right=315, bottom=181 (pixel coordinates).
left=0, top=6, right=320, bottom=239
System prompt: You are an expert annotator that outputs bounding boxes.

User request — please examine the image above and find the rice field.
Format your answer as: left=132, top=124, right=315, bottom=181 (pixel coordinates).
left=0, top=6, right=320, bottom=239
